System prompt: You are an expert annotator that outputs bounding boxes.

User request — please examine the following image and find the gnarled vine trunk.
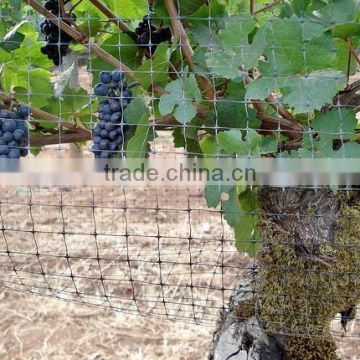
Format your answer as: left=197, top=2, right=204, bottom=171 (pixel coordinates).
left=210, top=187, right=360, bottom=360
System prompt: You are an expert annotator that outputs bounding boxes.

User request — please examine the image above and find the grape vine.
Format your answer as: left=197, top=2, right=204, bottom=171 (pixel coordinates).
left=91, top=71, right=132, bottom=159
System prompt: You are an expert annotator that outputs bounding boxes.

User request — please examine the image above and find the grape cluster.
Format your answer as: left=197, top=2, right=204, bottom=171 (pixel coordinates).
left=92, top=71, right=132, bottom=159
left=40, top=0, right=73, bottom=66
left=135, top=15, right=172, bottom=55
left=0, top=105, right=30, bottom=158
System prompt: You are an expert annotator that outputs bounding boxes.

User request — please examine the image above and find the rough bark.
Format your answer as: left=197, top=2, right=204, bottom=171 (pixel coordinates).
left=209, top=187, right=360, bottom=360
left=208, top=269, right=285, bottom=360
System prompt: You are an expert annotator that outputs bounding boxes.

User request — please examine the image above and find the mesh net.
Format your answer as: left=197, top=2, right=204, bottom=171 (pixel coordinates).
left=0, top=1, right=359, bottom=355
left=0, top=185, right=246, bottom=325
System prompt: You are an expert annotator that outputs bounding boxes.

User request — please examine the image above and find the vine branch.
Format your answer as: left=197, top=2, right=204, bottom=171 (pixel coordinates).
left=244, top=74, right=296, bottom=122
left=29, top=116, right=183, bottom=146
left=0, top=91, right=90, bottom=136
left=31, top=132, right=91, bottom=146
left=254, top=0, right=283, bottom=15
left=163, top=0, right=215, bottom=99
left=250, top=0, right=255, bottom=15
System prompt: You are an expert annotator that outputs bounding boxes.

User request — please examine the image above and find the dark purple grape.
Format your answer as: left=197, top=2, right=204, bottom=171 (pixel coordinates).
left=109, top=130, right=117, bottom=140
left=3, top=132, right=13, bottom=143
left=101, top=129, right=109, bottom=138
left=44, top=0, right=58, bottom=11
left=2, top=120, right=16, bottom=132
left=8, top=148, right=20, bottom=158
left=117, top=126, right=125, bottom=134
left=94, top=83, right=109, bottom=97
left=20, top=149, right=29, bottom=157
left=92, top=143, right=101, bottom=154
left=93, top=127, right=102, bottom=136
left=0, top=145, right=9, bottom=155
left=115, top=137, right=124, bottom=146
left=13, top=129, right=25, bottom=142
left=112, top=71, right=124, bottom=82
left=103, top=114, right=111, bottom=122
left=105, top=123, right=116, bottom=131
left=100, top=72, right=112, bottom=84
left=110, top=112, right=121, bottom=123
left=18, top=105, right=31, bottom=118
left=99, top=140, right=109, bottom=150
left=100, top=151, right=112, bottom=158
left=103, top=105, right=112, bottom=115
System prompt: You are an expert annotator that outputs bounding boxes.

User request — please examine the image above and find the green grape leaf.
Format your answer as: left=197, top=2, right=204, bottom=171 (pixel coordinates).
left=134, top=43, right=172, bottom=89
left=74, top=6, right=106, bottom=37
left=312, top=109, right=357, bottom=141
left=310, top=108, right=358, bottom=155
left=205, top=15, right=265, bottom=79
left=221, top=187, right=260, bottom=257
left=172, top=127, right=203, bottom=155
left=159, top=73, right=201, bottom=124
left=259, top=19, right=336, bottom=77
left=124, top=96, right=150, bottom=125
left=218, top=129, right=274, bottom=156
left=292, top=109, right=359, bottom=157
left=153, top=0, right=208, bottom=26
left=313, top=0, right=360, bottom=25
left=217, top=0, right=247, bottom=14
left=234, top=189, right=260, bottom=257
left=126, top=114, right=151, bottom=158
left=200, top=135, right=218, bottom=156
left=330, top=23, right=360, bottom=40
left=245, top=78, right=275, bottom=100
left=36, top=87, right=91, bottom=126
left=203, top=82, right=260, bottom=131
left=280, top=70, right=346, bottom=113
left=334, top=38, right=358, bottom=75
left=0, top=66, right=28, bottom=92
left=221, top=187, right=241, bottom=226
left=0, top=21, right=53, bottom=70
left=205, top=185, right=222, bottom=208
left=0, top=18, right=6, bottom=38
left=334, top=142, right=360, bottom=157
left=176, top=0, right=208, bottom=16
left=246, top=70, right=346, bottom=113
left=104, top=0, right=148, bottom=19
left=0, top=20, right=26, bottom=52
left=2, top=67, right=53, bottom=108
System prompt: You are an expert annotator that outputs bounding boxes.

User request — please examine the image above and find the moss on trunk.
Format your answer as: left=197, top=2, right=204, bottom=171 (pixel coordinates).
left=257, top=188, right=360, bottom=359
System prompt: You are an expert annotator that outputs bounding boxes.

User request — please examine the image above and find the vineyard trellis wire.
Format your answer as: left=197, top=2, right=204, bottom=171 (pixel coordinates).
left=0, top=0, right=360, bottom=359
